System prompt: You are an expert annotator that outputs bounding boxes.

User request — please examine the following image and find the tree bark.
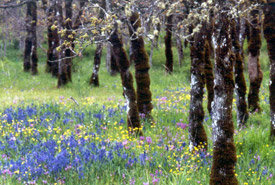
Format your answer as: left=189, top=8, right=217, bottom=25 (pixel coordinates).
left=165, top=15, right=173, bottom=74
left=232, top=19, right=249, bottom=128
left=23, top=1, right=38, bottom=74
left=176, top=33, right=184, bottom=67
left=204, top=39, right=214, bottom=117
left=263, top=0, right=275, bottom=140
left=210, top=2, right=238, bottom=184
left=128, top=12, right=154, bottom=119
left=90, top=43, right=103, bottom=86
left=109, top=28, right=142, bottom=135
left=247, top=3, right=263, bottom=113
left=188, top=28, right=208, bottom=151
left=58, top=0, right=73, bottom=87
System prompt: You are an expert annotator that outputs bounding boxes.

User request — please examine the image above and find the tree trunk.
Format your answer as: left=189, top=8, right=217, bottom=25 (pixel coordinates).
left=58, top=0, right=73, bottom=87
left=44, top=0, right=60, bottom=77
left=109, top=28, right=142, bottom=135
left=30, top=2, right=38, bottom=75
left=175, top=16, right=184, bottom=67
left=89, top=0, right=105, bottom=86
left=176, top=34, right=184, bottom=67
left=188, top=28, right=208, bottom=151
left=204, top=39, right=214, bottom=117
left=232, top=19, right=249, bottom=128
left=210, top=2, right=238, bottom=184
left=23, top=2, right=33, bottom=72
left=165, top=15, right=173, bottom=74
left=263, top=0, right=275, bottom=140
left=23, top=1, right=38, bottom=74
left=247, top=5, right=263, bottom=113
left=128, top=12, right=154, bottom=119
left=90, top=43, right=103, bottom=86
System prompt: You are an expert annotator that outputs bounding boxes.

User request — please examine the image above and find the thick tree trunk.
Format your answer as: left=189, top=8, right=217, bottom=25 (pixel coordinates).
left=90, top=43, right=103, bottom=86
left=24, top=2, right=38, bottom=74
left=109, top=28, right=142, bottom=135
left=188, top=29, right=208, bottom=151
left=232, top=19, right=249, bottom=128
left=210, top=3, right=238, bottom=184
left=204, top=39, right=214, bottom=116
left=128, top=12, right=154, bottom=119
left=58, top=0, right=73, bottom=87
left=263, top=0, right=275, bottom=140
left=247, top=5, right=263, bottom=113
left=165, top=15, right=173, bottom=74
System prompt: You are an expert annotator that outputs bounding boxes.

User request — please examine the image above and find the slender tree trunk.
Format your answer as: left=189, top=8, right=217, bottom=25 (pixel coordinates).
left=58, top=0, right=73, bottom=87
left=23, top=1, right=38, bottom=74
left=128, top=12, right=154, bottom=119
left=176, top=34, right=184, bottom=67
left=175, top=16, right=184, bottom=67
left=90, top=43, right=103, bottom=86
left=188, top=28, right=208, bottom=151
left=44, top=0, right=60, bottom=77
left=109, top=28, right=142, bottom=135
left=30, top=2, right=38, bottom=75
left=232, top=19, right=249, bottom=128
left=210, top=2, right=238, bottom=184
left=263, top=0, right=275, bottom=140
left=105, top=0, right=119, bottom=75
left=165, top=15, right=173, bottom=74
left=90, top=0, right=105, bottom=86
left=204, top=39, right=214, bottom=117
left=23, top=2, right=32, bottom=72
left=247, top=4, right=263, bottom=113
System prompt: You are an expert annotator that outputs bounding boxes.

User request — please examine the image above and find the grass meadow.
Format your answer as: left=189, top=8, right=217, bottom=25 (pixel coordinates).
left=0, top=40, right=274, bottom=185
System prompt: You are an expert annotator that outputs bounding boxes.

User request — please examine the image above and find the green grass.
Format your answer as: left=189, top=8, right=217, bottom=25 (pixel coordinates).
left=0, top=39, right=274, bottom=185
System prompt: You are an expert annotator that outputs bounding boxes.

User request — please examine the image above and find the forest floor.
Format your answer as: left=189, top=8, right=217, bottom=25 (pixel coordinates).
left=0, top=41, right=274, bottom=185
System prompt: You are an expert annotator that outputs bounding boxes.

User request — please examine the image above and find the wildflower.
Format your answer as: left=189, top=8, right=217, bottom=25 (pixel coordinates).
left=146, top=137, right=152, bottom=144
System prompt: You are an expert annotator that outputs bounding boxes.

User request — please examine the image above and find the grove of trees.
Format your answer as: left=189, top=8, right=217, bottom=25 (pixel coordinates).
left=0, top=0, right=274, bottom=184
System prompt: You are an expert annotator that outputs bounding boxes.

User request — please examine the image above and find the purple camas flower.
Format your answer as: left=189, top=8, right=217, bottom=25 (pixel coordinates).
left=129, top=177, right=135, bottom=185
left=146, top=137, right=152, bottom=144
left=152, top=177, right=159, bottom=185
left=143, top=182, right=149, bottom=185
left=176, top=122, right=188, bottom=129
left=122, top=140, right=128, bottom=146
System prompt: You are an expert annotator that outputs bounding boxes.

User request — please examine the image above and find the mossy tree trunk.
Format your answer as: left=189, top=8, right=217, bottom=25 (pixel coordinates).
left=263, top=0, right=275, bottom=140
left=58, top=0, right=73, bottom=87
left=210, top=2, right=238, bottom=184
left=188, top=27, right=208, bottom=151
left=90, top=0, right=105, bottom=86
left=109, top=28, right=142, bottom=136
left=247, top=2, right=263, bottom=113
left=175, top=16, right=184, bottom=67
left=128, top=12, right=153, bottom=120
left=90, top=43, right=103, bottom=86
left=204, top=38, right=214, bottom=117
left=43, top=0, right=59, bottom=77
left=23, top=1, right=38, bottom=75
left=232, top=19, right=249, bottom=128
left=165, top=15, right=173, bottom=74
